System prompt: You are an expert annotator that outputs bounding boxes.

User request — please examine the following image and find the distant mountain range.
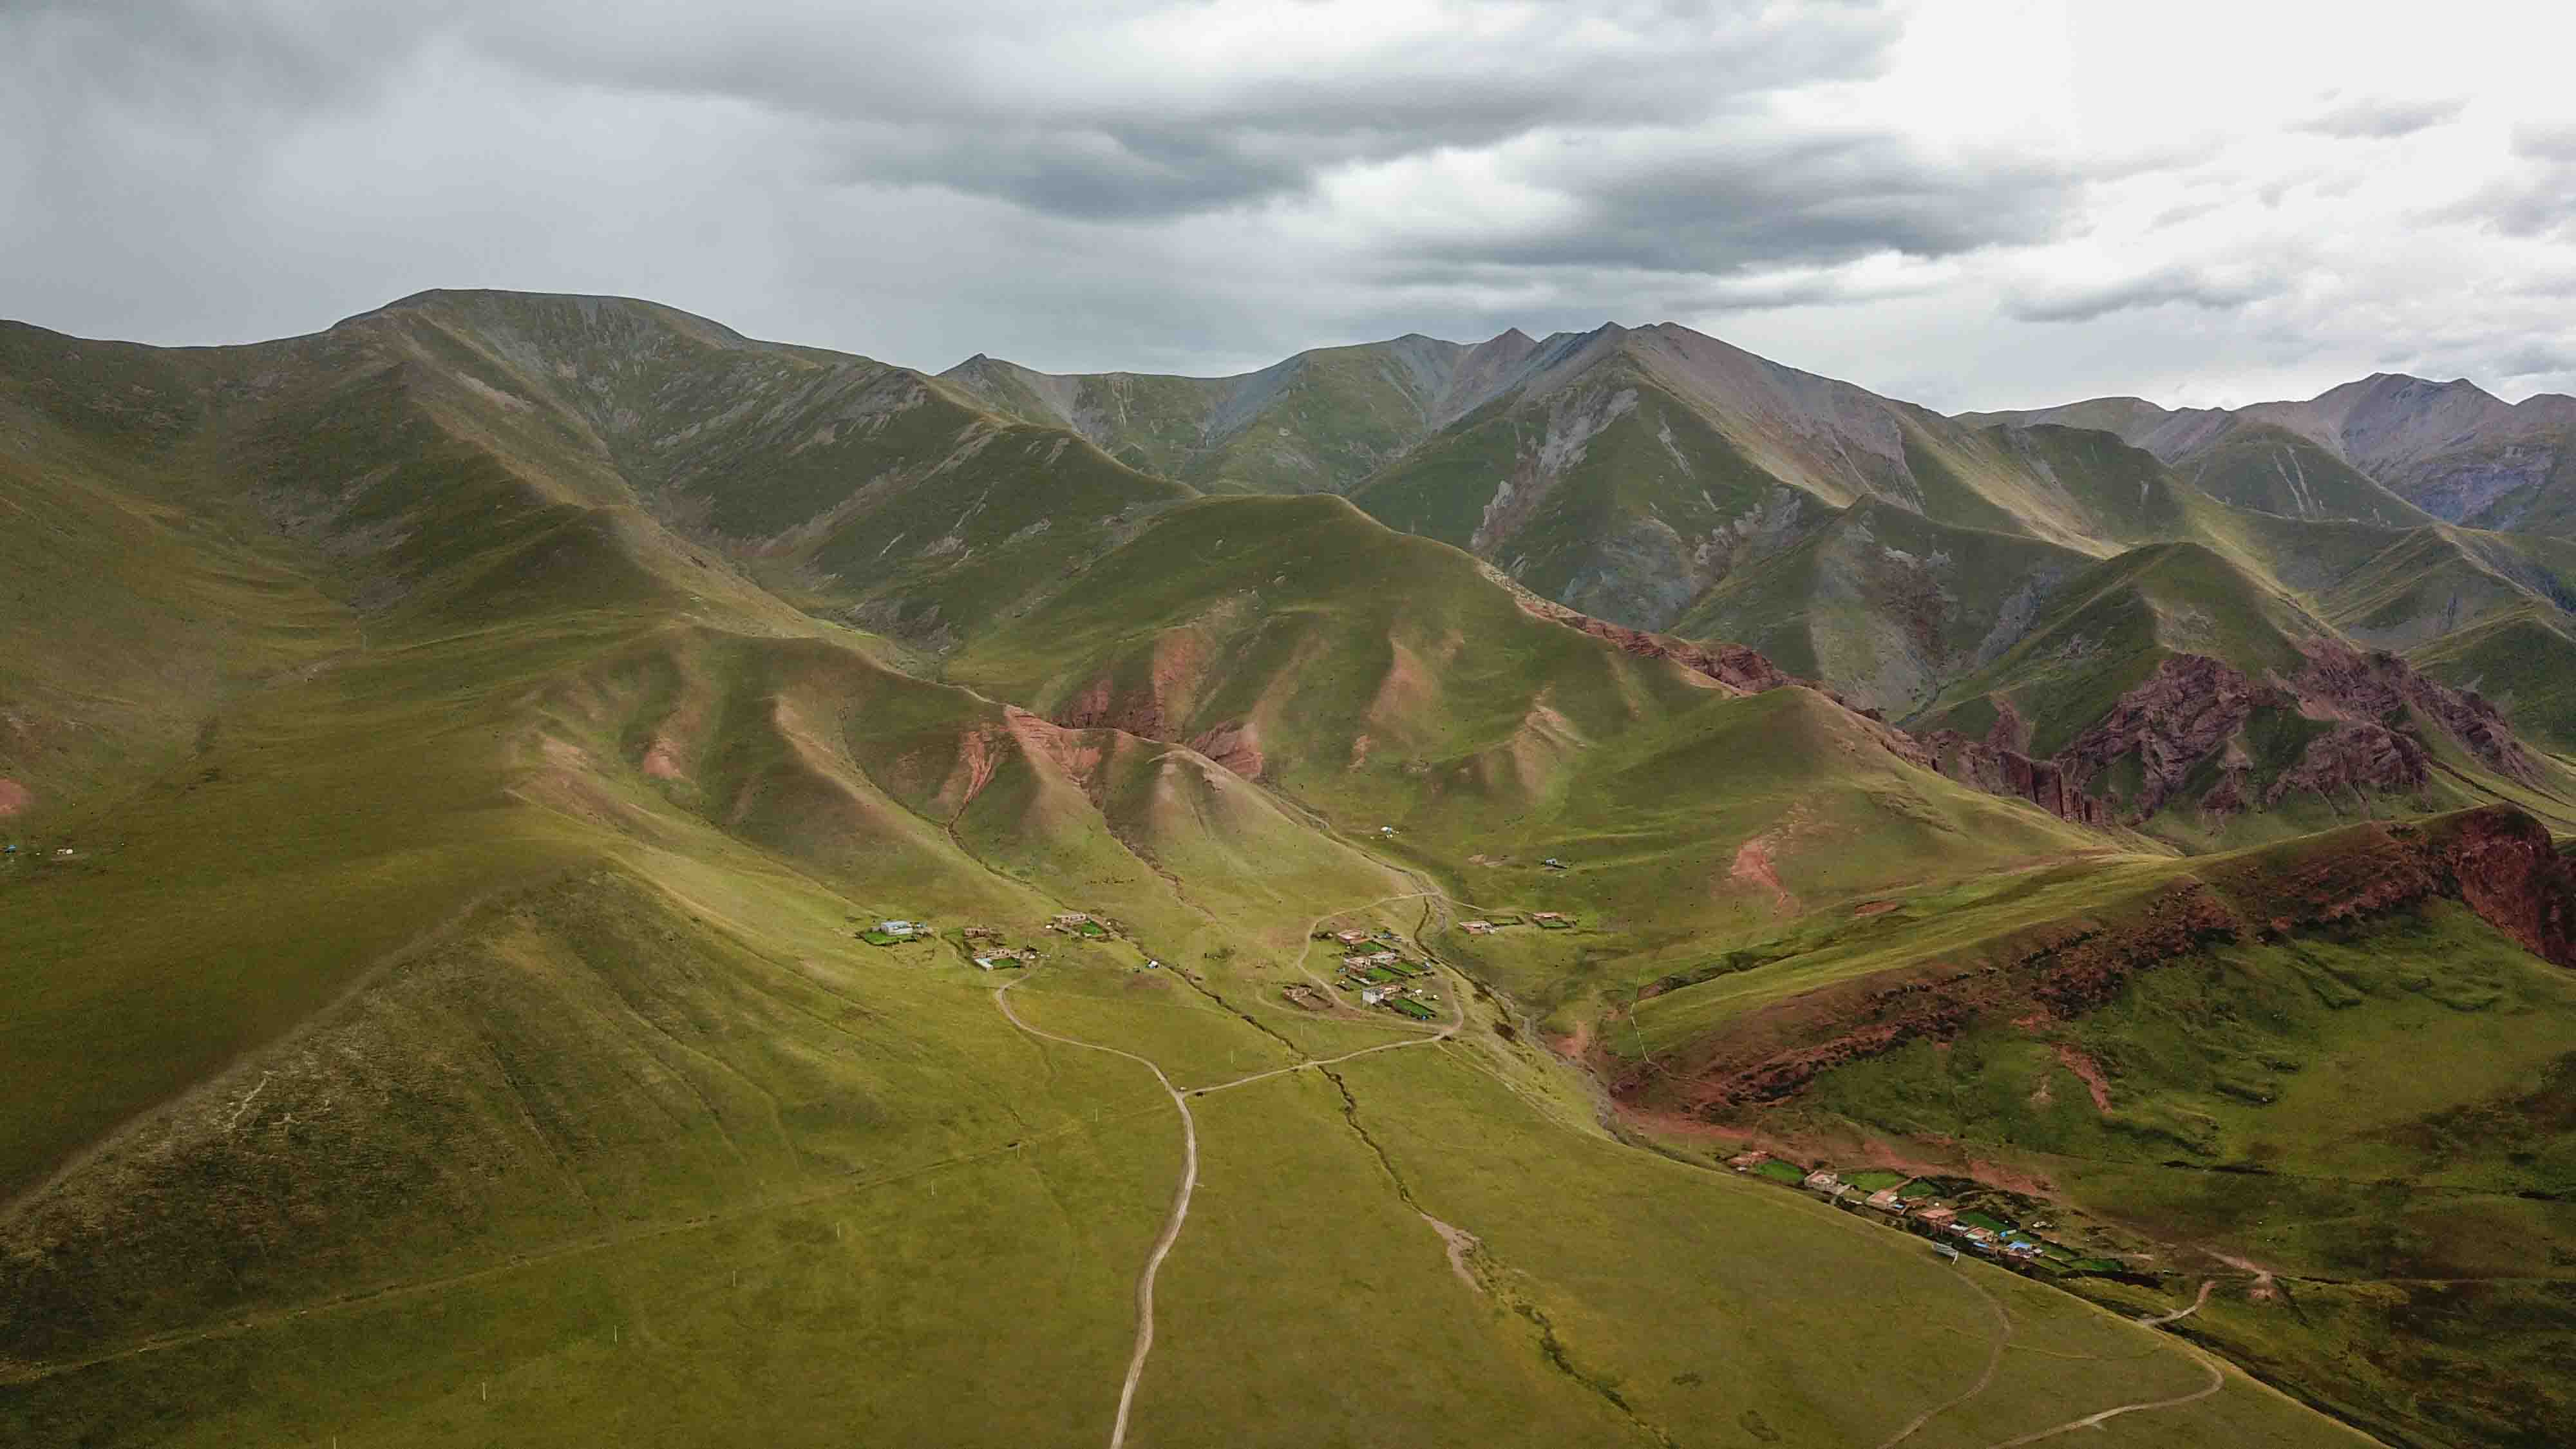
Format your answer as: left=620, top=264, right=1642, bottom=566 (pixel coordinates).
left=955, top=309, right=2576, bottom=835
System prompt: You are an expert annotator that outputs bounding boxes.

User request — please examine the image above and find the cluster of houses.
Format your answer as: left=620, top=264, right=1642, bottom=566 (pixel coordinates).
left=859, top=918, right=928, bottom=946
left=1326, top=931, right=1441, bottom=1020
left=1048, top=911, right=1113, bottom=940
left=949, top=925, right=1039, bottom=971
left=1459, top=911, right=1575, bottom=936
left=1727, top=1153, right=2106, bottom=1273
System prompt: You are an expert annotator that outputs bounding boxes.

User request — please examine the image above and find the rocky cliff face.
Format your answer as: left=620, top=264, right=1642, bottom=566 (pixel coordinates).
left=2432, top=806, right=2576, bottom=968
left=2291, top=639, right=2537, bottom=782
left=2262, top=722, right=2429, bottom=806
left=1917, top=732, right=2116, bottom=827
left=1917, top=640, right=2546, bottom=831
left=2057, top=656, right=2280, bottom=818
left=1509, top=592, right=2556, bottom=838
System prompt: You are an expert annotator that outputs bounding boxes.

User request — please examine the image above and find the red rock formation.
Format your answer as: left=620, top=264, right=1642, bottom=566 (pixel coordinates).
left=1985, top=697, right=2034, bottom=755
left=2058, top=656, right=2285, bottom=819
left=2262, top=722, right=2428, bottom=806
left=1508, top=594, right=2553, bottom=835
left=1634, top=806, right=2576, bottom=1115
left=1185, top=721, right=1265, bottom=779
left=2291, top=640, right=2537, bottom=784
left=1511, top=593, right=1794, bottom=695
left=1918, top=731, right=2114, bottom=827
left=2429, top=807, right=2576, bottom=967
left=1054, top=673, right=1169, bottom=739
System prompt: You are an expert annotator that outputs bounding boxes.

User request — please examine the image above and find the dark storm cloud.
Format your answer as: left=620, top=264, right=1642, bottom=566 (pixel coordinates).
left=2005, top=265, right=2286, bottom=324
left=3, top=0, right=441, bottom=113
left=1446, top=130, right=2083, bottom=273
left=461, top=0, right=1906, bottom=221
left=2293, top=95, right=2464, bottom=140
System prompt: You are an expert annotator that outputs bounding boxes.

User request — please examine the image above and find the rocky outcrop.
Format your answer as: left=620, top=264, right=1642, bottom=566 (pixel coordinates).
left=1924, top=642, right=2546, bottom=830
left=2262, top=722, right=2428, bottom=805
left=2429, top=808, right=2576, bottom=967
left=2058, top=656, right=2284, bottom=818
left=1055, top=673, right=1171, bottom=741
left=1644, top=880, right=2241, bottom=1108
left=1513, top=587, right=2553, bottom=837
left=1918, top=732, right=2114, bottom=827
left=1508, top=591, right=1793, bottom=695
left=2291, top=639, right=2537, bottom=784
left=1185, top=721, right=1265, bottom=780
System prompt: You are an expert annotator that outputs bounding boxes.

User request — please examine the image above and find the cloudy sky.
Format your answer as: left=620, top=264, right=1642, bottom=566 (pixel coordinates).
left=6, top=0, right=2574, bottom=410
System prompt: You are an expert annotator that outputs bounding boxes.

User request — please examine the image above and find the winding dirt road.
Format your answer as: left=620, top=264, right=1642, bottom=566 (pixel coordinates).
left=989, top=969, right=1200, bottom=1443
left=992, top=973, right=1198, bottom=1449
left=2139, top=1278, right=2215, bottom=1327
left=1982, top=1354, right=2224, bottom=1446
left=989, top=886, right=1468, bottom=1447
left=1873, top=1267, right=2013, bottom=1449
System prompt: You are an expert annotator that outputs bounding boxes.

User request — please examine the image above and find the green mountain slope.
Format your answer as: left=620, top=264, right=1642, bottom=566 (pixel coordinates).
left=941, top=328, right=1540, bottom=495
left=1347, top=327, right=2264, bottom=634
left=1606, top=807, right=2576, bottom=1447
left=1671, top=499, right=2098, bottom=717
left=1910, top=540, right=2326, bottom=755
left=2411, top=606, right=2576, bottom=753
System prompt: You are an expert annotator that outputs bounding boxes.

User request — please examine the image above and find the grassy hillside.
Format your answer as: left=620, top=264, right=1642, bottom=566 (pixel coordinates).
left=1672, top=499, right=2096, bottom=715
left=2172, top=421, right=2438, bottom=529
left=952, top=493, right=2119, bottom=1030
left=942, top=330, right=1542, bottom=497
left=1351, top=355, right=1828, bottom=628
left=1909, top=540, right=2322, bottom=755
left=2411, top=607, right=2576, bottom=753
left=1609, top=813, right=2576, bottom=1447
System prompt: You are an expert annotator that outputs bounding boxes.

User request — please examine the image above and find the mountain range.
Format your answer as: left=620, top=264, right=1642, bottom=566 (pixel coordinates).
left=7, top=289, right=2576, bottom=1447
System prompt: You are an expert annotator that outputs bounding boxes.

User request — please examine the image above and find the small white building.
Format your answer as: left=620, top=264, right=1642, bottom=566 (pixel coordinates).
left=1360, top=985, right=1390, bottom=1005
left=878, top=920, right=920, bottom=938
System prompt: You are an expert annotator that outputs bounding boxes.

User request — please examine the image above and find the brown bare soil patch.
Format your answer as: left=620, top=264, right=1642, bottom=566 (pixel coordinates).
left=1852, top=900, right=1900, bottom=917
left=1730, top=833, right=1797, bottom=916
left=0, top=779, right=30, bottom=816
left=639, top=738, right=687, bottom=780
left=2053, top=1043, right=2114, bottom=1113
left=1186, top=719, right=1263, bottom=779
left=1366, top=637, right=1440, bottom=728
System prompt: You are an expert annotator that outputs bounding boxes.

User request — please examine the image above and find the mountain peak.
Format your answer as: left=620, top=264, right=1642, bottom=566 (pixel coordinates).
left=343, top=288, right=764, bottom=354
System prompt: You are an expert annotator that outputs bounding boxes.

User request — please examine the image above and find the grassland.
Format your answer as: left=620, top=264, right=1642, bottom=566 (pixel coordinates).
left=1609, top=826, right=2576, bottom=1446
